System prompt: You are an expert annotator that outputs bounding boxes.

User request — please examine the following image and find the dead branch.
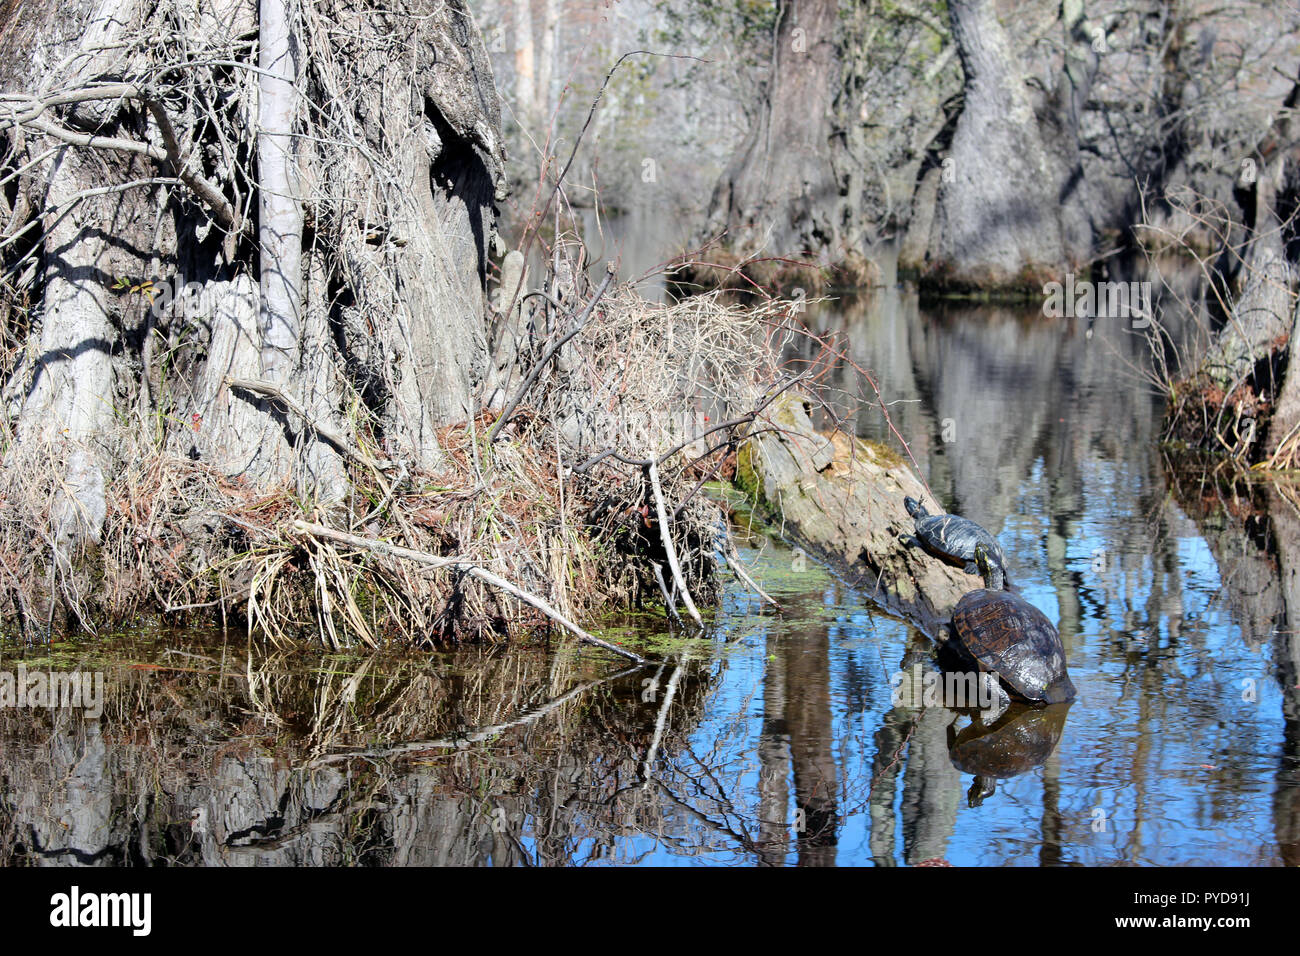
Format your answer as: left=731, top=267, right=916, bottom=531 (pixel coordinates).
left=225, top=377, right=390, bottom=473
left=487, top=264, right=615, bottom=443
left=722, top=532, right=781, bottom=610
left=648, top=460, right=703, bottom=627
left=3, top=84, right=241, bottom=234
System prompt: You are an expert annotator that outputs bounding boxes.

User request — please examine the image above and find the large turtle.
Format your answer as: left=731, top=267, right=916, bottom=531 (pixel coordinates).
left=903, top=496, right=1008, bottom=582
left=940, top=545, right=1076, bottom=708
left=947, top=703, right=1071, bottom=807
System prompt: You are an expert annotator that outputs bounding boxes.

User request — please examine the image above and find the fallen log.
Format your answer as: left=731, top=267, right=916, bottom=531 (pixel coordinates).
left=736, top=392, right=980, bottom=636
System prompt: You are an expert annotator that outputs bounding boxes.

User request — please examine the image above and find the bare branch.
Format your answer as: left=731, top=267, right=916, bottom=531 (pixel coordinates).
left=291, top=520, right=650, bottom=665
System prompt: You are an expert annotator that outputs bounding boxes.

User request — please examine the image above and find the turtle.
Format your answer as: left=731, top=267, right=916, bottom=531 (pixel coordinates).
left=947, top=702, right=1071, bottom=807
left=939, top=545, right=1076, bottom=708
left=903, top=496, right=1008, bottom=583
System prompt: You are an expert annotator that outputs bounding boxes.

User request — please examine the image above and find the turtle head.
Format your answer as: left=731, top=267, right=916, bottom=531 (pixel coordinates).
left=968, top=775, right=996, bottom=808
left=904, top=496, right=927, bottom=519
left=973, top=544, right=1005, bottom=591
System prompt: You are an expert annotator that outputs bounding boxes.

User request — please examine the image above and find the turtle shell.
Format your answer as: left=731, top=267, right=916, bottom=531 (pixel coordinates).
left=950, top=589, right=1076, bottom=704
left=947, top=703, right=1070, bottom=779
left=913, top=512, right=1007, bottom=573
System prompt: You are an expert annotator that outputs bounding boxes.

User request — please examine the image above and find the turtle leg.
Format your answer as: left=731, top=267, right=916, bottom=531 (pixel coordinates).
left=963, top=560, right=978, bottom=575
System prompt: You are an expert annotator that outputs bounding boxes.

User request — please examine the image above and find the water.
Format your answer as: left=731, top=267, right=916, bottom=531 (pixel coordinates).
left=1, top=287, right=1297, bottom=866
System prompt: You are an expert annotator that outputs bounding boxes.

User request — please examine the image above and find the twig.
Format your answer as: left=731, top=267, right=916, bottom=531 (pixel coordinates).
left=141, top=94, right=240, bottom=232
left=504, top=50, right=702, bottom=320
left=647, top=460, right=703, bottom=627
left=572, top=375, right=804, bottom=475
left=291, top=520, right=649, bottom=664
left=362, top=460, right=409, bottom=523
left=225, top=377, right=390, bottom=472
left=722, top=532, right=782, bottom=610
left=651, top=561, right=684, bottom=626
left=487, top=265, right=615, bottom=443
left=8, top=85, right=240, bottom=233
left=672, top=439, right=735, bottom=521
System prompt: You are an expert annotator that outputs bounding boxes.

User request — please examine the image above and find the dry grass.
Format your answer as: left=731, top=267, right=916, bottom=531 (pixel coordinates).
left=0, top=0, right=798, bottom=650
left=0, top=261, right=794, bottom=650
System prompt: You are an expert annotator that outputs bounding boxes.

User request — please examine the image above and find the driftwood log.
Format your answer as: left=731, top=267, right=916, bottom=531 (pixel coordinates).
left=737, top=393, right=980, bottom=635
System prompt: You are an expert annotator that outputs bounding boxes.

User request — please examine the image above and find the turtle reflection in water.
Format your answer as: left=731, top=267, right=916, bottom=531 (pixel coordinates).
left=903, top=496, right=1009, bottom=580
left=948, top=703, right=1071, bottom=806
left=939, top=545, right=1077, bottom=710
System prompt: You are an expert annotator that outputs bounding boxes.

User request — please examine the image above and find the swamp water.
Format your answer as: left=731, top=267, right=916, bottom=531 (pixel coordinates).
left=1, top=288, right=1297, bottom=866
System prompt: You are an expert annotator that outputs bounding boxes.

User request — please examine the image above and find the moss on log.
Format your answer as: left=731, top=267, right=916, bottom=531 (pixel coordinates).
left=738, top=392, right=980, bottom=635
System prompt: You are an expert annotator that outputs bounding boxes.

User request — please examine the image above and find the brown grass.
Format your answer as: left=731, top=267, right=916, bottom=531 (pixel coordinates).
left=0, top=271, right=793, bottom=651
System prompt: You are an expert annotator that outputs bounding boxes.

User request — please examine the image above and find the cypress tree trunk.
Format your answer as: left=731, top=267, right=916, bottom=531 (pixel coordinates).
left=925, top=0, right=1071, bottom=288
left=0, top=0, right=505, bottom=539
left=698, top=0, right=844, bottom=271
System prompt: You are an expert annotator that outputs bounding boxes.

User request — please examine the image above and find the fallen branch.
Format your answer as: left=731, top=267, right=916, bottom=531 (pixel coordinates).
left=226, top=377, right=392, bottom=473
left=648, top=460, right=703, bottom=627
left=651, top=562, right=684, bottom=626
left=722, top=533, right=782, bottom=611
left=291, top=520, right=649, bottom=664
left=738, top=392, right=979, bottom=636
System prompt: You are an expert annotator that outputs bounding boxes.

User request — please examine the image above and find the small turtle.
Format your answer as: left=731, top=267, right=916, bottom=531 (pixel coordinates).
left=940, top=545, right=1076, bottom=708
left=903, top=496, right=1008, bottom=582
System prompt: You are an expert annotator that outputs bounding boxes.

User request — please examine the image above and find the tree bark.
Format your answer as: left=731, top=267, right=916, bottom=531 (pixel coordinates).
left=298, top=246, right=349, bottom=501
left=257, top=0, right=303, bottom=387
left=20, top=150, right=121, bottom=548
left=194, top=275, right=290, bottom=480
left=9, top=0, right=159, bottom=548
left=1, top=0, right=504, bottom=501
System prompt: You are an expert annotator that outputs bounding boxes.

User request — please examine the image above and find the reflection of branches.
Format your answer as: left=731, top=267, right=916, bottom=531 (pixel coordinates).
left=311, top=664, right=644, bottom=764
left=649, top=777, right=763, bottom=855
left=836, top=708, right=921, bottom=821
left=640, top=654, right=686, bottom=781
